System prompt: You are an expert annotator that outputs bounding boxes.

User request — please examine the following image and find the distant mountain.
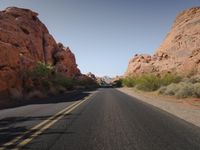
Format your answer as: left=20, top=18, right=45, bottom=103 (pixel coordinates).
left=125, top=7, right=200, bottom=76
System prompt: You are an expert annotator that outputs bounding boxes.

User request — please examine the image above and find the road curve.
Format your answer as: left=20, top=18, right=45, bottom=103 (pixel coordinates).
left=1, top=88, right=200, bottom=150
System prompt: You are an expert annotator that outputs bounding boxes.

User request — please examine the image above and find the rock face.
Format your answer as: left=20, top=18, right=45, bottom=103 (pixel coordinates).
left=54, top=43, right=80, bottom=77
left=125, top=7, right=200, bottom=76
left=0, top=7, right=81, bottom=95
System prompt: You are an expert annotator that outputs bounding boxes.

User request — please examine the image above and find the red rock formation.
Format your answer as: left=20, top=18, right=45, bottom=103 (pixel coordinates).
left=54, top=43, right=81, bottom=77
left=125, top=7, right=200, bottom=76
left=0, top=7, right=81, bottom=95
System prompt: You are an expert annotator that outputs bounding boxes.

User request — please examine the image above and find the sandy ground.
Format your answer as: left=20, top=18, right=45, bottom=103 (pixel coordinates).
left=117, top=87, right=200, bottom=127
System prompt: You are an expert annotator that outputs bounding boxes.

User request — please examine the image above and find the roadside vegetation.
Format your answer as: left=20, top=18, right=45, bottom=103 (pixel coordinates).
left=116, top=73, right=200, bottom=99
left=22, top=62, right=98, bottom=99
left=121, top=74, right=181, bottom=91
left=158, top=76, right=200, bottom=98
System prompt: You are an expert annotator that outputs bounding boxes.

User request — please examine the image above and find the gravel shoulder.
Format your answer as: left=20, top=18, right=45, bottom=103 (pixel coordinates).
left=117, top=87, right=200, bottom=127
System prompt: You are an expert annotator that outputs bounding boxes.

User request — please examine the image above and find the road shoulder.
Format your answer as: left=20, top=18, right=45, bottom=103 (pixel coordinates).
left=117, top=87, right=200, bottom=127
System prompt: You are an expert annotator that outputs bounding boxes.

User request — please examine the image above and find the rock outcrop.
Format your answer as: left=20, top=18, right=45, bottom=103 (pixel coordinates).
left=54, top=43, right=80, bottom=77
left=0, top=7, right=81, bottom=96
left=125, top=7, right=200, bottom=76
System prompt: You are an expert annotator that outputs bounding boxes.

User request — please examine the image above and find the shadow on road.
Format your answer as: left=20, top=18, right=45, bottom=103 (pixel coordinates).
left=0, top=115, right=51, bottom=145
left=0, top=89, right=97, bottom=110
left=0, top=89, right=97, bottom=146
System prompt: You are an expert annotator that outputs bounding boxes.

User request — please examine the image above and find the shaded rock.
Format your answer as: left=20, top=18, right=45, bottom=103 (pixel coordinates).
left=9, top=88, right=23, bottom=100
left=25, top=90, right=46, bottom=100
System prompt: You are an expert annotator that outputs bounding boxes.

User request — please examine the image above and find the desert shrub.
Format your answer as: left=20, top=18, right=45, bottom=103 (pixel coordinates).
left=122, top=73, right=182, bottom=91
left=122, top=77, right=136, bottom=87
left=163, top=83, right=180, bottom=96
left=28, top=62, right=53, bottom=79
left=187, top=76, right=200, bottom=84
left=160, top=74, right=182, bottom=86
left=25, top=62, right=54, bottom=91
left=52, top=73, right=74, bottom=90
left=193, top=83, right=200, bottom=98
left=175, top=83, right=194, bottom=98
left=161, top=82, right=196, bottom=98
left=135, top=74, right=161, bottom=91
left=158, top=86, right=167, bottom=94
left=41, top=80, right=51, bottom=90
left=25, top=62, right=77, bottom=92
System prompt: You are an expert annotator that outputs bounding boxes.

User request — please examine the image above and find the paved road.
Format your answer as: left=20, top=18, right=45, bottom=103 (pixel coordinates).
left=1, top=88, right=200, bottom=150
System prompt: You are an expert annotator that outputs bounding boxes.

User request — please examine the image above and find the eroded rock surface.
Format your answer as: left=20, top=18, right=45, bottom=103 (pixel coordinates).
left=125, top=7, right=200, bottom=76
left=0, top=7, right=81, bottom=96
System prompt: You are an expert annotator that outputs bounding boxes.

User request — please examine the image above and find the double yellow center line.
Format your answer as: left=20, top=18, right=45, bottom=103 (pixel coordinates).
left=0, top=92, right=95, bottom=150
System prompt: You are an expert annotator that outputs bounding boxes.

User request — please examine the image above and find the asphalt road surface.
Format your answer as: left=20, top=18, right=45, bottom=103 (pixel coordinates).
left=0, top=88, right=200, bottom=150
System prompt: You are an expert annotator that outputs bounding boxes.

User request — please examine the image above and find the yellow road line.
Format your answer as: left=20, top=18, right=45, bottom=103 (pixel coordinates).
left=3, top=101, right=79, bottom=147
left=0, top=101, right=80, bottom=150
left=14, top=99, right=87, bottom=150
left=0, top=91, right=96, bottom=150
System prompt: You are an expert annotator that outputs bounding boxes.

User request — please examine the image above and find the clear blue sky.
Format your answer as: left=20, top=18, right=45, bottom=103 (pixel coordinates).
left=0, top=0, right=199, bottom=77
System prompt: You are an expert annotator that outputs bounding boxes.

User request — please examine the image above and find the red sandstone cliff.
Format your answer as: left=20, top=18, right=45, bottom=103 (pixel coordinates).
left=0, top=7, right=81, bottom=95
left=125, top=7, right=200, bottom=76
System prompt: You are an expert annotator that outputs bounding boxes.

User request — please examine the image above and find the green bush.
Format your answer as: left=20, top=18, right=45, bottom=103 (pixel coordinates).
left=52, top=73, right=74, bottom=90
left=135, top=74, right=161, bottom=91
left=123, top=73, right=200, bottom=98
left=160, top=74, right=182, bottom=86
left=29, top=62, right=53, bottom=79
left=122, top=73, right=182, bottom=92
left=122, top=76, right=136, bottom=87
left=26, top=62, right=76, bottom=91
